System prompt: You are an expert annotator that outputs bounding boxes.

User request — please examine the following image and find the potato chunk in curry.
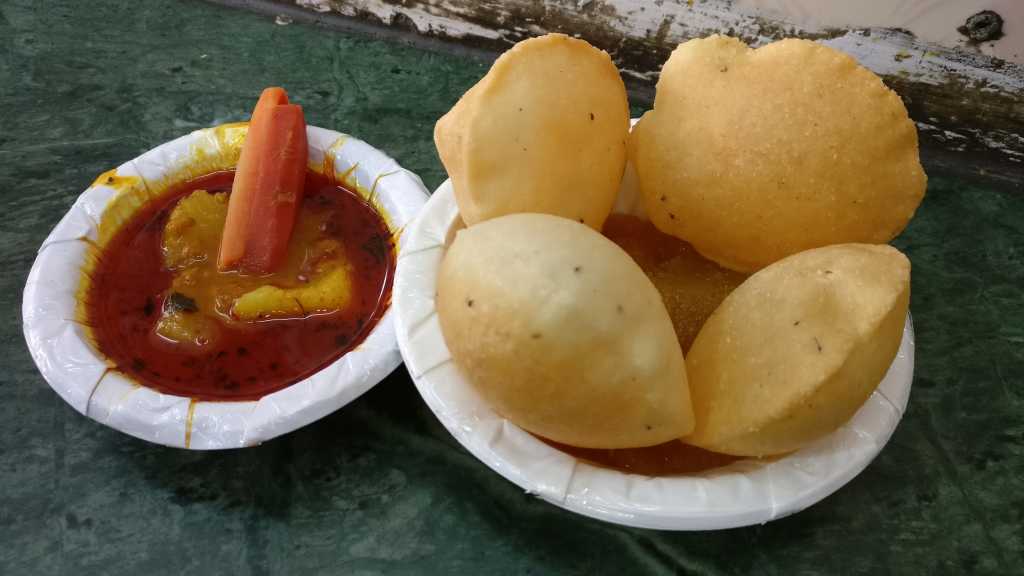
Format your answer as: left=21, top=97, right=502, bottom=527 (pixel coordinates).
left=162, top=189, right=228, bottom=271
left=155, top=189, right=354, bottom=348
left=234, top=266, right=351, bottom=320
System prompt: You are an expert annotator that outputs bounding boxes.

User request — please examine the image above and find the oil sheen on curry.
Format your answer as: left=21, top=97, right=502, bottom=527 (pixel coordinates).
left=84, top=87, right=395, bottom=400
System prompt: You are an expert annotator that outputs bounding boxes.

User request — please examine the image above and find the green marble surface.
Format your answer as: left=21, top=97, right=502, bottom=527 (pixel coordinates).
left=2, top=1, right=1022, bottom=574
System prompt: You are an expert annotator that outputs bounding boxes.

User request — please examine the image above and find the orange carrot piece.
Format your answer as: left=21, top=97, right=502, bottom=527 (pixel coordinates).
left=238, top=104, right=308, bottom=273
left=217, top=87, right=308, bottom=274
left=218, top=87, right=290, bottom=271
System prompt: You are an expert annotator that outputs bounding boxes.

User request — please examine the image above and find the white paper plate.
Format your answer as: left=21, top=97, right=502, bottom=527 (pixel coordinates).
left=23, top=125, right=429, bottom=449
left=393, top=178, right=915, bottom=531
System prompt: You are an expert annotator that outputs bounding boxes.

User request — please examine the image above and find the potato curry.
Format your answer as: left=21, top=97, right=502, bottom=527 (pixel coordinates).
left=85, top=88, right=395, bottom=400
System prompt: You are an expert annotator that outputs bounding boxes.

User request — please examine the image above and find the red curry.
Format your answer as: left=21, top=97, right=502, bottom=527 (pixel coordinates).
left=85, top=170, right=394, bottom=400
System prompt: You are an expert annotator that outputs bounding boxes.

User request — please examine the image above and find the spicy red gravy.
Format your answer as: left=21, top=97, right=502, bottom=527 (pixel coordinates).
left=85, top=170, right=394, bottom=400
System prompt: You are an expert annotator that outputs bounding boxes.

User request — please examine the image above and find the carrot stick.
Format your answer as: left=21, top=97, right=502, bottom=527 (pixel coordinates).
left=238, top=104, right=307, bottom=273
left=218, top=87, right=308, bottom=274
left=218, top=88, right=288, bottom=271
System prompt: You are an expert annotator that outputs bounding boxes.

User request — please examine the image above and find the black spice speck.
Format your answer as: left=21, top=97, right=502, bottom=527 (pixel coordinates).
left=361, top=234, right=389, bottom=265
left=466, top=298, right=474, bottom=308
left=589, top=112, right=595, bottom=121
left=573, top=266, right=582, bottom=273
left=813, top=337, right=823, bottom=352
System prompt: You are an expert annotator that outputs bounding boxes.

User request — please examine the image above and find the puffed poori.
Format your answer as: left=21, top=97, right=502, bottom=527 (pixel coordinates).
left=435, top=33, right=630, bottom=230
left=437, top=213, right=694, bottom=449
left=683, top=244, right=911, bottom=457
left=629, top=35, right=926, bottom=272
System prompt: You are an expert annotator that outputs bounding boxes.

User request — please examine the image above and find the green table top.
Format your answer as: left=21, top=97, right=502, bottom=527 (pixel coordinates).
left=2, top=1, right=1022, bottom=574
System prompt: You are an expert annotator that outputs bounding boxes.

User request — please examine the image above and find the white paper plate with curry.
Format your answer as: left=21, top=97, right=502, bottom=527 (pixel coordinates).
left=23, top=90, right=429, bottom=448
